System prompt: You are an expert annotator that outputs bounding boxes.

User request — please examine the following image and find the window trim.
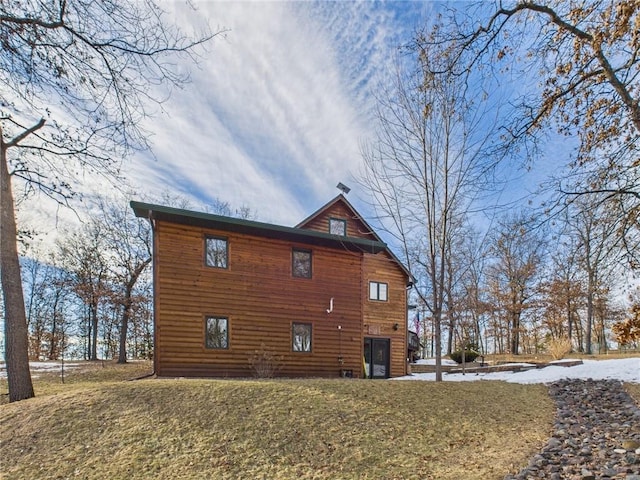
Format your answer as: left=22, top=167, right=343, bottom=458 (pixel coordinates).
left=205, top=235, right=228, bottom=269
left=205, top=315, right=229, bottom=350
left=328, top=217, right=347, bottom=236
left=292, top=322, right=312, bottom=353
left=369, top=281, right=389, bottom=302
left=292, top=248, right=312, bottom=278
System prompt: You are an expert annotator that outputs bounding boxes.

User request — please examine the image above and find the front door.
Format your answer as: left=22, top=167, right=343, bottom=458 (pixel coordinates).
left=364, top=337, right=390, bottom=379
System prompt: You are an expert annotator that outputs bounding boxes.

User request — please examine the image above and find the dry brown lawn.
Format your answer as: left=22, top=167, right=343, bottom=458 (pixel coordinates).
left=0, top=361, right=555, bottom=480
left=626, top=382, right=640, bottom=405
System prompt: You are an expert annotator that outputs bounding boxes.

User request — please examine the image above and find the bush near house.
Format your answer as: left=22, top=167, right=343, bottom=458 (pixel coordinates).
left=547, top=336, right=572, bottom=360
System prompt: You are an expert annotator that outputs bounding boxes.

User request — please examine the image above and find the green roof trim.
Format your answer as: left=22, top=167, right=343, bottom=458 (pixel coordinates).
left=130, top=201, right=388, bottom=254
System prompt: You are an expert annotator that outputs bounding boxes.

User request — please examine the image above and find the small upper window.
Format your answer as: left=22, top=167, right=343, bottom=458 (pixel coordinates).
left=292, top=322, right=312, bottom=352
left=292, top=248, right=312, bottom=278
left=205, top=316, right=229, bottom=349
left=329, top=218, right=347, bottom=236
left=369, top=281, right=388, bottom=301
left=205, top=236, right=228, bottom=268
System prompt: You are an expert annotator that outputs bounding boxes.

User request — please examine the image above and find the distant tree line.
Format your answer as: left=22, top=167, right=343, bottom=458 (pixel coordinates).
left=363, top=1, right=640, bottom=373
left=14, top=193, right=254, bottom=364
left=407, top=200, right=634, bottom=360
left=19, top=196, right=153, bottom=363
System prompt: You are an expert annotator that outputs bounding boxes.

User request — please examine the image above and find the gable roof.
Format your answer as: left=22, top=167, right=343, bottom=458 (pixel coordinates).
left=296, top=194, right=380, bottom=242
left=130, top=201, right=387, bottom=254
left=297, top=195, right=413, bottom=284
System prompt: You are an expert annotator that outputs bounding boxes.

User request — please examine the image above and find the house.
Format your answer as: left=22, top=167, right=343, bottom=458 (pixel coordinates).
left=131, top=194, right=412, bottom=379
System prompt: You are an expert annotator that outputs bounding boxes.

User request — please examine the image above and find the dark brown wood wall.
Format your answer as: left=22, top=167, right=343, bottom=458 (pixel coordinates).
left=154, top=221, right=366, bottom=378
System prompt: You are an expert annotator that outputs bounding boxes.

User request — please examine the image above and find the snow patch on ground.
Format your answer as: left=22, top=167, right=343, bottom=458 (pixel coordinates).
left=396, top=358, right=640, bottom=384
left=413, top=358, right=459, bottom=366
left=0, top=361, right=80, bottom=379
left=1, top=358, right=638, bottom=384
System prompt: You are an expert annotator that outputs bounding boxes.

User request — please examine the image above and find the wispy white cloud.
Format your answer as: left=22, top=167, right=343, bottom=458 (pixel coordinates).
left=19, top=0, right=433, bottom=244
left=127, top=0, right=422, bottom=224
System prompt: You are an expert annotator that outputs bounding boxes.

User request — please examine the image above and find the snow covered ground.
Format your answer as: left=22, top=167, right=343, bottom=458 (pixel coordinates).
left=395, top=358, right=640, bottom=384
left=0, top=361, right=79, bottom=379
left=1, top=358, right=638, bottom=384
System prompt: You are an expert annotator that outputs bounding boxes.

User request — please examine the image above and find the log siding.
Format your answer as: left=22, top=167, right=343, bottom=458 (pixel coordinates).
left=133, top=195, right=411, bottom=379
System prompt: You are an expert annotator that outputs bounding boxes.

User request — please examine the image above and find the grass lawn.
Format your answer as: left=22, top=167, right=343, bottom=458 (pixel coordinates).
left=627, top=382, right=640, bottom=405
left=0, top=361, right=555, bottom=479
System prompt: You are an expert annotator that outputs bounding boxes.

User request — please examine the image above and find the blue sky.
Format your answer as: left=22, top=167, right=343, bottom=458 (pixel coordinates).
left=21, top=0, right=554, bottom=245
left=125, top=0, right=437, bottom=225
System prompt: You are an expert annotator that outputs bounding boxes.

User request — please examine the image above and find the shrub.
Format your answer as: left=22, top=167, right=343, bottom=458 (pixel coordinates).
left=449, top=349, right=480, bottom=364
left=547, top=336, right=572, bottom=360
left=248, top=343, right=283, bottom=378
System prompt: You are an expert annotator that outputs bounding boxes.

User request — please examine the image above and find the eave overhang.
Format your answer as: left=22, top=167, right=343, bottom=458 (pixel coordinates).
left=131, top=201, right=388, bottom=254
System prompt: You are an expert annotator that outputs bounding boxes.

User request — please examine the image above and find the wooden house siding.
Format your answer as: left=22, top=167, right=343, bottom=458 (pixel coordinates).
left=135, top=195, right=411, bottom=379
left=154, top=221, right=366, bottom=378
left=362, top=252, right=408, bottom=377
left=299, top=202, right=378, bottom=240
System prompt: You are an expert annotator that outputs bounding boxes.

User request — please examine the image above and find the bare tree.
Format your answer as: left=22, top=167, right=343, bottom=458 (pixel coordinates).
left=425, top=1, right=640, bottom=254
left=0, top=0, right=219, bottom=401
left=538, top=219, right=585, bottom=350
left=442, top=217, right=477, bottom=355
left=539, top=261, right=583, bottom=346
left=566, top=198, right=622, bottom=353
left=486, top=212, right=546, bottom=355
left=93, top=196, right=152, bottom=364
left=361, top=33, right=498, bottom=380
left=453, top=229, right=492, bottom=355
left=57, top=225, right=110, bottom=361
left=22, top=253, right=72, bottom=361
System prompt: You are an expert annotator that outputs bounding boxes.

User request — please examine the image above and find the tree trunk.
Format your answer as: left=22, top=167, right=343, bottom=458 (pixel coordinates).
left=48, top=293, right=60, bottom=361
left=118, top=299, right=130, bottom=364
left=566, top=294, right=573, bottom=347
left=434, top=308, right=443, bottom=382
left=90, top=302, right=98, bottom=360
left=511, top=312, right=520, bottom=355
left=575, top=311, right=584, bottom=352
left=0, top=136, right=35, bottom=402
left=585, top=273, right=594, bottom=355
left=446, top=316, right=455, bottom=355
left=118, top=258, right=151, bottom=363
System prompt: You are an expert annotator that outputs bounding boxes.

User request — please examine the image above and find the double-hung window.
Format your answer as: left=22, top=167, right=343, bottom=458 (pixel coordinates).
left=369, top=281, right=388, bottom=301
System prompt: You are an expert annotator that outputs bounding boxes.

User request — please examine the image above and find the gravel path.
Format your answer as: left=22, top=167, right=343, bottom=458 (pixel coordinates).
left=505, top=379, right=640, bottom=480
